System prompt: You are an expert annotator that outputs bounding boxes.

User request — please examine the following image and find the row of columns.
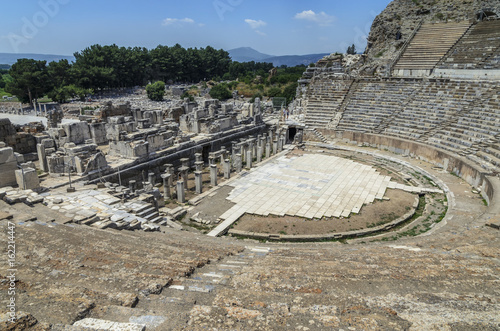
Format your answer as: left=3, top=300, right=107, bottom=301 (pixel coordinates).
left=139, top=130, right=287, bottom=204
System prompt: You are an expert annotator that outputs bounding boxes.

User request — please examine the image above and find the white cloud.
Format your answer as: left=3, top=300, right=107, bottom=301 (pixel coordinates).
left=255, top=30, right=267, bottom=36
left=294, top=10, right=335, bottom=26
left=162, top=17, right=195, bottom=26
left=244, top=19, right=267, bottom=30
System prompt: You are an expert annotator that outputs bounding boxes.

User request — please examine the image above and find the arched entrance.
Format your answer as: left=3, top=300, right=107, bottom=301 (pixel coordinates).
left=476, top=9, right=498, bottom=21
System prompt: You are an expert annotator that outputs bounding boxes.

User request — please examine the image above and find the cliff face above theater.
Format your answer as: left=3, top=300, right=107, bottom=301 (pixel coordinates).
left=362, top=0, right=500, bottom=74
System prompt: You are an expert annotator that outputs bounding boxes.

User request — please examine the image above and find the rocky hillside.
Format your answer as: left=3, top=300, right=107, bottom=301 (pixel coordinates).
left=362, top=0, right=500, bottom=74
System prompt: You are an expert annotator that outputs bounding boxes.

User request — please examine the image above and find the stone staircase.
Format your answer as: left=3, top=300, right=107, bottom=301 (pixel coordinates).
left=437, top=20, right=500, bottom=70
left=126, top=200, right=163, bottom=224
left=62, top=246, right=273, bottom=330
left=310, top=128, right=328, bottom=143
left=393, top=22, right=472, bottom=72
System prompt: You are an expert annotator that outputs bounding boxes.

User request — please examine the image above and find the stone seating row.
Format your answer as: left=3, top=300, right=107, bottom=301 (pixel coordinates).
left=394, top=22, right=471, bottom=70
left=335, top=81, right=417, bottom=132
left=304, top=76, right=499, bottom=172
left=438, top=20, right=500, bottom=70
left=304, top=77, right=352, bottom=128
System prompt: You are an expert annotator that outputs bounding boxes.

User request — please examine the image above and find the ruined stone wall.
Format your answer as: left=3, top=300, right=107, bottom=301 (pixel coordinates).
left=89, top=124, right=268, bottom=185
left=0, top=119, right=37, bottom=154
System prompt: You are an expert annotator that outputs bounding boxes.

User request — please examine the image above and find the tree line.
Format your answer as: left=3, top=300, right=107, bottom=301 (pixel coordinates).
left=5, top=43, right=306, bottom=105
left=5, top=44, right=234, bottom=104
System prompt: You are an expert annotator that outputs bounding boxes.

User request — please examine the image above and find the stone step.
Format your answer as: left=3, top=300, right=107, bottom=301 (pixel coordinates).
left=143, top=212, right=160, bottom=221
left=136, top=206, right=156, bottom=218
left=148, top=216, right=163, bottom=224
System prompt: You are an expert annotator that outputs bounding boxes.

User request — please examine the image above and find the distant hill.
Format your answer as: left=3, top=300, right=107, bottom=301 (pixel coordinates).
left=0, top=53, right=75, bottom=66
left=228, top=47, right=273, bottom=63
left=0, top=48, right=329, bottom=69
left=263, top=54, right=330, bottom=67
left=228, top=47, right=329, bottom=67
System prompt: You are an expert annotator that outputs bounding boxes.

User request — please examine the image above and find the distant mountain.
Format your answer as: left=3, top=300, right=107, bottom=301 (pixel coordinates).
left=228, top=47, right=329, bottom=67
left=228, top=47, right=273, bottom=63
left=263, top=54, right=330, bottom=67
left=0, top=53, right=75, bottom=65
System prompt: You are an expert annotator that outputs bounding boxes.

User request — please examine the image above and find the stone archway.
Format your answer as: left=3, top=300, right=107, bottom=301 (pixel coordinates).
left=476, top=8, right=499, bottom=21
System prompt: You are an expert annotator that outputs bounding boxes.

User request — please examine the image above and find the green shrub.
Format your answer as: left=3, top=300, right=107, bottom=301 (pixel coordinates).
left=146, top=81, right=165, bottom=101
left=209, top=83, right=232, bottom=100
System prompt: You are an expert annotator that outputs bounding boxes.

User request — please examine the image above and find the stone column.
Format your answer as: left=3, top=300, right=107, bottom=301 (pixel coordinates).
left=266, top=141, right=271, bottom=159
left=269, top=127, right=275, bottom=140
left=195, top=161, right=204, bottom=172
left=241, top=144, right=247, bottom=163
left=210, top=164, right=218, bottom=186
left=165, top=171, right=173, bottom=188
left=232, top=144, right=241, bottom=168
left=195, top=153, right=203, bottom=163
left=224, top=159, right=231, bottom=179
left=36, top=144, right=48, bottom=172
left=246, top=150, right=252, bottom=169
left=129, top=180, right=136, bottom=194
left=195, top=171, right=203, bottom=194
left=161, top=174, right=171, bottom=199
left=231, top=141, right=238, bottom=160
left=248, top=141, right=253, bottom=158
left=273, top=140, right=278, bottom=155
left=235, top=153, right=242, bottom=173
left=176, top=181, right=185, bottom=203
left=257, top=145, right=262, bottom=163
left=148, top=172, right=155, bottom=186
left=180, top=158, right=190, bottom=168
left=209, top=155, right=216, bottom=166
left=165, top=164, right=174, bottom=179
left=179, top=166, right=189, bottom=191
left=247, top=140, right=254, bottom=162
left=220, top=146, right=227, bottom=164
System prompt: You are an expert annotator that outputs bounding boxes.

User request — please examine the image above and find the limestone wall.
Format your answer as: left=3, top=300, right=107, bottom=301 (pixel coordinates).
left=433, top=68, right=500, bottom=80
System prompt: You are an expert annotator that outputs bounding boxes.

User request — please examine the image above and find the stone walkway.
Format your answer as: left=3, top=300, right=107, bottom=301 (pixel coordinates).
left=208, top=153, right=441, bottom=237
left=42, top=189, right=161, bottom=230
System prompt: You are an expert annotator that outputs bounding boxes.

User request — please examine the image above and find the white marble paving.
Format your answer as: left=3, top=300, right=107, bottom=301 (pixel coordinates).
left=223, top=154, right=392, bottom=220
left=207, top=154, right=444, bottom=237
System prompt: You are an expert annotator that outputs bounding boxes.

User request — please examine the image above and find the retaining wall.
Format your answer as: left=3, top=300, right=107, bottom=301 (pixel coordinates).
left=228, top=197, right=418, bottom=242
left=319, top=130, right=495, bottom=205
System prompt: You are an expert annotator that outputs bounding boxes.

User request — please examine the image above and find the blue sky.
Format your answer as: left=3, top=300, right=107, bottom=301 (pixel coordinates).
left=0, top=0, right=391, bottom=56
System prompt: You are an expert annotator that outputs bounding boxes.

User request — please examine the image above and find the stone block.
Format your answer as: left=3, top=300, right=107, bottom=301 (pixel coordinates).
left=73, top=318, right=146, bottom=331
left=15, top=168, right=40, bottom=190
left=62, top=121, right=91, bottom=145
left=41, top=138, right=55, bottom=149
left=0, top=147, right=18, bottom=187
